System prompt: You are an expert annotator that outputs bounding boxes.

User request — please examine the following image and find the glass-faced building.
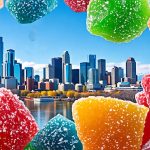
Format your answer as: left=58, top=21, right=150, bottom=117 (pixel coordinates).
left=24, top=67, right=34, bottom=81
left=72, top=69, right=79, bottom=84
left=14, top=61, right=22, bottom=85
left=98, top=59, right=106, bottom=81
left=34, top=75, right=40, bottom=82
left=52, top=57, right=62, bottom=83
left=89, top=54, right=96, bottom=69
left=80, top=62, right=90, bottom=85
left=126, top=57, right=137, bottom=84
left=88, top=68, right=99, bottom=84
left=0, top=37, right=3, bottom=79
left=64, top=63, right=72, bottom=83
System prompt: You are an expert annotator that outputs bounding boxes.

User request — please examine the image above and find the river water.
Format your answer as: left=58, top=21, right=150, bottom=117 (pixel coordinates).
left=24, top=100, right=73, bottom=129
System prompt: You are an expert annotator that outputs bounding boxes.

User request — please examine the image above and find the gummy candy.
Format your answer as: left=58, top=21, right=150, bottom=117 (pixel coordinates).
left=64, top=0, right=90, bottom=12
left=0, top=88, right=39, bottom=150
left=25, top=114, right=82, bottom=150
left=142, top=74, right=150, bottom=107
left=0, top=0, right=4, bottom=9
left=87, top=0, right=150, bottom=42
left=6, top=0, right=57, bottom=24
left=72, top=97, right=149, bottom=150
left=135, top=91, right=149, bottom=107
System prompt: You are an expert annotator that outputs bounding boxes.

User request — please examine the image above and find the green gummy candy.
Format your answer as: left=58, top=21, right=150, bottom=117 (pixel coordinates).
left=24, top=143, right=35, bottom=150
left=87, top=0, right=150, bottom=42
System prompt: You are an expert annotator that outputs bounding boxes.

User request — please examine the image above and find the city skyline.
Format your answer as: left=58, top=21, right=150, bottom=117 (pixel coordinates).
left=0, top=0, right=149, bottom=76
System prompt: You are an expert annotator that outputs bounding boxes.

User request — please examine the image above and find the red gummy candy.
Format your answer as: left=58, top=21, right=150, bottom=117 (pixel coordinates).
left=135, top=91, right=149, bottom=107
left=142, top=74, right=150, bottom=107
left=0, top=88, right=39, bottom=150
left=64, top=0, right=90, bottom=12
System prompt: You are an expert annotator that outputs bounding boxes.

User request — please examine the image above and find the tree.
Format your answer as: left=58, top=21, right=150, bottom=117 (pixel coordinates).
left=47, top=91, right=57, bottom=97
left=20, top=90, right=30, bottom=97
left=74, top=92, right=80, bottom=99
left=66, top=91, right=75, bottom=98
left=41, top=91, right=47, bottom=96
left=83, top=85, right=87, bottom=92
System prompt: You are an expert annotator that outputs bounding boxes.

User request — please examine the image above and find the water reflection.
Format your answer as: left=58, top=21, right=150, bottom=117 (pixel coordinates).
left=24, top=100, right=73, bottom=129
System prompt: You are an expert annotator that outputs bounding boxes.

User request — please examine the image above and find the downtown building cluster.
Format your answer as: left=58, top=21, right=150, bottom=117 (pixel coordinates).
left=0, top=37, right=139, bottom=92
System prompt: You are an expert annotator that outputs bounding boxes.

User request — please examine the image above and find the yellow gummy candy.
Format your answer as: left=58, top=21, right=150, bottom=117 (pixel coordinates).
left=72, top=97, right=149, bottom=150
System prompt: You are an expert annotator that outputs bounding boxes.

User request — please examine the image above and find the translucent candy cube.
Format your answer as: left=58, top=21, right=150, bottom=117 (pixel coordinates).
left=25, top=114, right=82, bottom=150
left=6, top=0, right=58, bottom=24
left=0, top=88, right=39, bottom=150
left=72, top=97, right=149, bottom=150
left=87, top=0, right=150, bottom=42
left=64, top=0, right=90, bottom=12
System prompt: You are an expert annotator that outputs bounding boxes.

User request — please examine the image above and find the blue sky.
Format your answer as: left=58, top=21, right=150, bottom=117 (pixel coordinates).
left=0, top=0, right=150, bottom=76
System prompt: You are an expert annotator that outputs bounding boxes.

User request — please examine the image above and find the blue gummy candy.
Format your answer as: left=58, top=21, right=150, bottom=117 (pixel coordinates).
left=6, top=0, right=57, bottom=24
left=30, top=114, right=83, bottom=150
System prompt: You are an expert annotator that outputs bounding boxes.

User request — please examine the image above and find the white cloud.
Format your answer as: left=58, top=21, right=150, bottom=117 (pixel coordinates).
left=16, top=59, right=46, bottom=77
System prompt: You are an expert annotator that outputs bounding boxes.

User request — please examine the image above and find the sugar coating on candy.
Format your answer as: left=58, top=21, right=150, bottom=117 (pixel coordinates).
left=6, top=0, right=57, bottom=24
left=135, top=91, right=149, bottom=107
left=142, top=74, right=150, bottom=107
left=72, top=96, right=149, bottom=150
left=64, top=0, right=90, bottom=12
left=0, top=0, right=4, bottom=9
left=0, top=88, right=39, bottom=150
left=87, top=0, right=150, bottom=42
left=27, top=114, right=82, bottom=150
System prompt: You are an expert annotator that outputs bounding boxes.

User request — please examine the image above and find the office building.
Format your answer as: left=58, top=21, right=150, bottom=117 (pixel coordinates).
left=26, top=78, right=34, bottom=91
left=88, top=68, right=99, bottom=84
left=89, top=54, right=96, bottom=69
left=34, top=75, right=40, bottom=82
left=98, top=59, right=106, bottom=81
left=14, top=61, right=22, bottom=85
left=126, top=57, right=137, bottom=84
left=118, top=67, right=124, bottom=82
left=52, top=57, right=62, bottom=83
left=62, top=51, right=70, bottom=83
left=2, top=77, right=17, bottom=89
left=43, top=67, right=46, bottom=80
left=80, top=62, right=90, bottom=85
left=24, top=67, right=34, bottom=81
left=111, top=66, right=119, bottom=86
left=64, top=63, right=72, bottom=83
left=45, top=64, right=54, bottom=79
left=0, top=37, right=3, bottom=80
left=72, top=69, right=79, bottom=85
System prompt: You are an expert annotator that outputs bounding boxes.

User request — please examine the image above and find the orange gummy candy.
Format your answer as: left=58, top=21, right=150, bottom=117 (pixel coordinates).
left=72, top=97, right=149, bottom=150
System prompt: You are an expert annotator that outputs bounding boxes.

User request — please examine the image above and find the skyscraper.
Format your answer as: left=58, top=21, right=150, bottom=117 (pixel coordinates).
left=5, top=49, right=15, bottom=77
left=98, top=59, right=106, bottom=81
left=24, top=67, right=34, bottom=81
left=45, top=64, right=54, bottom=79
left=14, top=61, right=22, bottom=85
left=64, top=63, right=72, bottom=83
left=111, top=66, right=119, bottom=86
left=89, top=54, right=96, bottom=69
left=43, top=67, right=46, bottom=80
left=126, top=57, right=137, bottom=84
left=72, top=69, right=79, bottom=84
left=88, top=68, right=99, bottom=84
left=52, top=57, right=62, bottom=82
left=34, top=75, right=40, bottom=82
left=80, top=62, right=90, bottom=85
left=0, top=37, right=3, bottom=80
left=118, top=67, right=124, bottom=82
left=62, top=51, right=70, bottom=83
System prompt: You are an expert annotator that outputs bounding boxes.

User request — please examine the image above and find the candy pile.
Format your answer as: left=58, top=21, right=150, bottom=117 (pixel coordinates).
left=72, top=97, right=149, bottom=150
left=0, top=88, right=39, bottom=150
left=135, top=74, right=150, bottom=147
left=64, top=0, right=90, bottom=12
left=6, top=0, right=57, bottom=24
left=25, top=114, right=82, bottom=150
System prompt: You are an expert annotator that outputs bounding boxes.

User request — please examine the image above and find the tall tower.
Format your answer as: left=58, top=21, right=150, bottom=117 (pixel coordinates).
left=0, top=37, right=3, bottom=80
left=14, top=60, right=22, bottom=85
left=6, top=49, right=15, bottom=77
left=126, top=57, right=137, bottom=84
left=89, top=54, right=96, bottom=69
left=64, top=63, right=72, bottom=83
left=24, top=67, right=34, bottom=82
left=111, top=66, right=119, bottom=86
left=118, top=67, right=124, bottom=82
left=88, top=68, right=99, bottom=84
left=98, top=59, right=106, bottom=81
left=52, top=57, right=62, bottom=83
left=62, top=51, right=70, bottom=83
